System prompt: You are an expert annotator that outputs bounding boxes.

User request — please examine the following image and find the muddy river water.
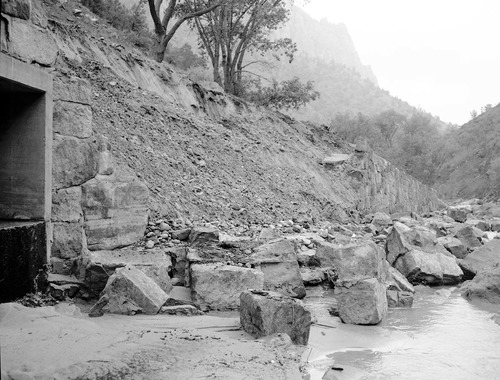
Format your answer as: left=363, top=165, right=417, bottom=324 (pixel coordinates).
left=304, top=286, right=500, bottom=380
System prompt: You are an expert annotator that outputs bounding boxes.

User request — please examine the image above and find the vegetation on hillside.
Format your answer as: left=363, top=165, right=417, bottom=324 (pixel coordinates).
left=81, top=0, right=153, bottom=49
left=433, top=103, right=500, bottom=199
left=82, top=0, right=500, bottom=201
left=146, top=0, right=221, bottom=62
left=330, top=109, right=445, bottom=187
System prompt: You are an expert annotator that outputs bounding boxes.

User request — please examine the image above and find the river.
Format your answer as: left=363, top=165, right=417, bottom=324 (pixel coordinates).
left=304, top=286, right=500, bottom=380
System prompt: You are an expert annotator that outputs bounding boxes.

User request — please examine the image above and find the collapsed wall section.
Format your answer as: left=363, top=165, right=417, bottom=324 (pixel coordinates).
left=1, top=2, right=149, bottom=289
left=349, top=150, right=441, bottom=214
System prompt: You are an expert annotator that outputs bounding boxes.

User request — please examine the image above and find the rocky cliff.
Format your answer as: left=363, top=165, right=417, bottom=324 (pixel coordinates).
left=0, top=0, right=440, bottom=278
left=275, top=6, right=377, bottom=84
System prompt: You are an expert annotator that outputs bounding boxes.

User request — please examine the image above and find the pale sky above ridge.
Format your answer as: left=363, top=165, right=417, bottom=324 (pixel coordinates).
left=299, top=0, right=500, bottom=125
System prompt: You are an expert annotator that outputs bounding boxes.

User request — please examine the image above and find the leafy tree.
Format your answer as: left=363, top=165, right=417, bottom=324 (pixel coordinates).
left=82, top=0, right=152, bottom=49
left=481, top=104, right=493, bottom=114
left=186, top=0, right=297, bottom=95
left=373, top=110, right=406, bottom=147
left=244, top=77, right=319, bottom=110
left=146, top=0, right=222, bottom=63
left=470, top=109, right=478, bottom=120
left=166, top=43, right=206, bottom=70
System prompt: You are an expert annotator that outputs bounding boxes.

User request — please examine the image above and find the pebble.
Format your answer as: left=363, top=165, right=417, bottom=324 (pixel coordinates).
left=145, top=240, right=155, bottom=249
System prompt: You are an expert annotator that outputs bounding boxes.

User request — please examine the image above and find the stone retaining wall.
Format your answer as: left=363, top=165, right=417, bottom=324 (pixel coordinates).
left=349, top=151, right=441, bottom=214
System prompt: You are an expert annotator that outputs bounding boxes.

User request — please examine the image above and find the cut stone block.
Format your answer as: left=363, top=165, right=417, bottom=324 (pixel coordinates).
left=240, top=290, right=311, bottom=345
left=190, top=263, right=264, bottom=311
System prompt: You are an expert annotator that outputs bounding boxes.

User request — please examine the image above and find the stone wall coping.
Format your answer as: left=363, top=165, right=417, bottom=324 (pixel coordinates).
left=0, top=52, right=52, bottom=93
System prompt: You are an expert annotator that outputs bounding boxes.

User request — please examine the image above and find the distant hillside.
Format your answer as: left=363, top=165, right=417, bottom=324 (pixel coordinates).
left=120, top=2, right=442, bottom=125
left=263, top=7, right=442, bottom=124
left=274, top=7, right=377, bottom=84
left=434, top=103, right=500, bottom=199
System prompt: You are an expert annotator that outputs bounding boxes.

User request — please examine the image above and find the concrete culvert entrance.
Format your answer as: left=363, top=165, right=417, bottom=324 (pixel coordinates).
left=0, top=53, right=52, bottom=302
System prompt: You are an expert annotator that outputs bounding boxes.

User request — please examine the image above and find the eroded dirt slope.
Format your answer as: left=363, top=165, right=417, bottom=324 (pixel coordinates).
left=48, top=0, right=361, bottom=228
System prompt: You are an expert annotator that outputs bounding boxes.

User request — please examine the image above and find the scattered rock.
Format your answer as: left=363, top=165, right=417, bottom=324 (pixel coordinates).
left=437, top=236, right=468, bottom=259
left=300, top=268, right=325, bottom=285
left=448, top=207, right=468, bottom=223
left=454, top=225, right=482, bottom=251
left=459, top=240, right=500, bottom=279
left=394, top=249, right=463, bottom=285
left=159, top=305, right=204, bottom=316
left=190, top=263, right=264, bottom=311
left=90, top=265, right=168, bottom=316
left=462, top=265, right=500, bottom=303
left=188, top=227, right=219, bottom=246
left=316, top=241, right=386, bottom=284
left=240, top=290, right=311, bottom=345
left=250, top=239, right=306, bottom=298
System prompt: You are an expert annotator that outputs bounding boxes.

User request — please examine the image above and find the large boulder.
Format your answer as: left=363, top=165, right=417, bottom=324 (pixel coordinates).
left=465, top=219, right=491, bottom=232
left=300, top=268, right=325, bottom=285
left=437, top=236, right=468, bottom=259
left=386, top=290, right=414, bottom=308
left=240, top=290, right=311, bottom=345
left=371, top=212, right=392, bottom=232
left=316, top=241, right=386, bottom=284
left=89, top=265, right=168, bottom=316
left=188, top=227, right=219, bottom=246
left=448, top=207, right=468, bottom=223
left=462, top=266, right=500, bottom=303
left=190, top=263, right=264, bottom=311
left=385, top=264, right=415, bottom=293
left=250, top=239, right=306, bottom=299
left=83, top=248, right=173, bottom=294
left=336, top=279, right=388, bottom=325
left=386, top=223, right=438, bottom=265
left=453, top=226, right=482, bottom=251
left=459, top=239, right=500, bottom=279
left=394, top=249, right=463, bottom=285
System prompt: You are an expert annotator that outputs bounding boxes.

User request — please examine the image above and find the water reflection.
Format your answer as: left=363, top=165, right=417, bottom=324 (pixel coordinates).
left=306, top=286, right=500, bottom=380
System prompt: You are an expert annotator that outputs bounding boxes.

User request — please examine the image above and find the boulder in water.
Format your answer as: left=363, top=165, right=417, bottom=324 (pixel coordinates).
left=459, top=239, right=500, bottom=279
left=336, top=278, right=388, bottom=325
left=462, top=265, right=500, bottom=303
left=394, top=249, right=463, bottom=285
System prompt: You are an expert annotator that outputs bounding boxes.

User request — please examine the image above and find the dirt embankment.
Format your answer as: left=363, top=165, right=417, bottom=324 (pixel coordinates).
left=47, top=0, right=439, bottom=234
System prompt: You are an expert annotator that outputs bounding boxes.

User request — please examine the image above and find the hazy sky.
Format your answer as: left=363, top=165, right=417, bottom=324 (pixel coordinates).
left=299, top=0, right=500, bottom=125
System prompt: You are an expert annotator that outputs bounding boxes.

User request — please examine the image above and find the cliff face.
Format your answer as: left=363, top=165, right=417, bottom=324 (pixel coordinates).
left=275, top=6, right=377, bottom=84
left=0, top=0, right=440, bottom=278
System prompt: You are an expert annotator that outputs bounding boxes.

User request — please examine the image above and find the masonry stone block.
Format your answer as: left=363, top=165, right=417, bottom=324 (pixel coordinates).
left=53, top=101, right=93, bottom=138
left=51, top=222, right=85, bottom=260
left=52, top=136, right=99, bottom=190
left=51, top=186, right=83, bottom=223
left=54, top=76, right=92, bottom=104
left=6, top=17, right=57, bottom=66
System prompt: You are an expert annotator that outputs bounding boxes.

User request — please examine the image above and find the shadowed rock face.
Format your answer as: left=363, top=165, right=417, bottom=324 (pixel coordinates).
left=462, top=266, right=500, bottom=303
left=0, top=222, right=46, bottom=302
left=89, top=265, right=168, bottom=316
left=240, top=290, right=311, bottom=345
left=459, top=240, right=500, bottom=280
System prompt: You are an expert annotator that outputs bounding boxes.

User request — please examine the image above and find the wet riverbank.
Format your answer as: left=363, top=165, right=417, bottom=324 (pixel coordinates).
left=304, top=286, right=500, bottom=380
